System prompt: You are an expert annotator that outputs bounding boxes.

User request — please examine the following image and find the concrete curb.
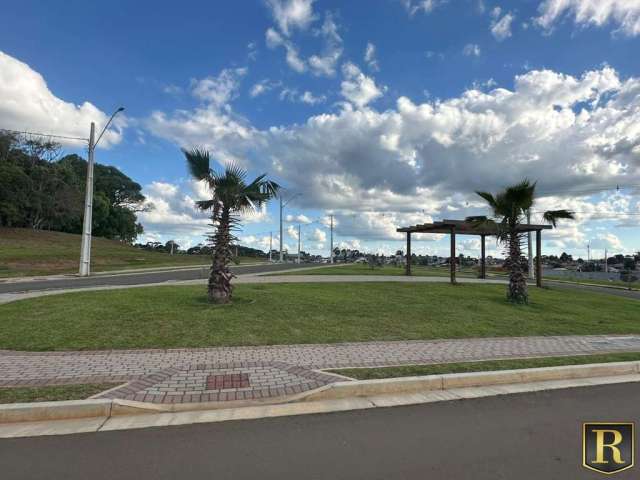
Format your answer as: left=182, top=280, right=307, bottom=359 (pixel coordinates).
left=1, top=361, right=640, bottom=430
left=303, top=361, right=640, bottom=400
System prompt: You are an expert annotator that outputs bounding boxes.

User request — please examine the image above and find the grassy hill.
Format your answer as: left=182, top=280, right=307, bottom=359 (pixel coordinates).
left=0, top=228, right=257, bottom=278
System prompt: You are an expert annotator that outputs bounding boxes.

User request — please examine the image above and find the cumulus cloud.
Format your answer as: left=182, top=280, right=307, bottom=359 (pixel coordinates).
left=309, top=228, right=326, bottom=242
left=536, top=0, right=640, bottom=36
left=491, top=10, right=515, bottom=40
left=146, top=65, right=640, bottom=248
left=265, top=0, right=316, bottom=36
left=340, top=62, right=385, bottom=108
left=0, top=51, right=124, bottom=148
left=191, top=67, right=247, bottom=106
left=286, top=213, right=312, bottom=224
left=463, top=43, right=481, bottom=57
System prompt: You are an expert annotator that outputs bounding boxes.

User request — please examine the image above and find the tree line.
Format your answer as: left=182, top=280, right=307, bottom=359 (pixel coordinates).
left=0, top=132, right=148, bottom=242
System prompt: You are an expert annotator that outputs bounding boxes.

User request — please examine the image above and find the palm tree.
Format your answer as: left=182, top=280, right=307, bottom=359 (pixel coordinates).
left=467, top=180, right=574, bottom=304
left=184, top=148, right=279, bottom=304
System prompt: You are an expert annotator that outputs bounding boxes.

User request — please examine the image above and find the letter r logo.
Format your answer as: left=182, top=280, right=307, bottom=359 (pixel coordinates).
left=583, top=423, right=634, bottom=474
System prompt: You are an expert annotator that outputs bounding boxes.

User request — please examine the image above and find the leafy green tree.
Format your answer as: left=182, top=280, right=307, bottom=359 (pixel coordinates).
left=468, top=180, right=574, bottom=304
left=184, top=148, right=279, bottom=304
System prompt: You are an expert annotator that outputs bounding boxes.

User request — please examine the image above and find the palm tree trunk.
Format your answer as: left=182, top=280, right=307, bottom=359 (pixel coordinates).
left=208, top=207, right=234, bottom=304
left=507, top=228, right=528, bottom=304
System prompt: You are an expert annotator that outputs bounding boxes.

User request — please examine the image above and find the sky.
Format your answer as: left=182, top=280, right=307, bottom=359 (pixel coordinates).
left=1, top=0, right=639, bottom=260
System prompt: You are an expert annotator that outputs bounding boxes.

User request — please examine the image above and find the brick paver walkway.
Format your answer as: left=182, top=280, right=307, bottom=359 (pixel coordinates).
left=2, top=335, right=640, bottom=404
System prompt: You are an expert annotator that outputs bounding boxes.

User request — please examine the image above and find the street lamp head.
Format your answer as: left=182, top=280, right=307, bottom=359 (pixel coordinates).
left=116, top=107, right=125, bottom=113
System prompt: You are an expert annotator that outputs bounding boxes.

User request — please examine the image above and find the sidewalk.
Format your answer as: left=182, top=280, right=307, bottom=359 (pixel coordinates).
left=2, top=335, right=640, bottom=404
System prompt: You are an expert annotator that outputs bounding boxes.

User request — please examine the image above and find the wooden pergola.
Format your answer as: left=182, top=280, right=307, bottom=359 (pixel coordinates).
left=396, top=219, right=551, bottom=287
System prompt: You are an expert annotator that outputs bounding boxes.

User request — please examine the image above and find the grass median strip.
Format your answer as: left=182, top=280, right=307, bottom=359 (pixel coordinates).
left=329, top=353, right=640, bottom=380
left=0, top=283, right=639, bottom=351
left=0, top=384, right=120, bottom=404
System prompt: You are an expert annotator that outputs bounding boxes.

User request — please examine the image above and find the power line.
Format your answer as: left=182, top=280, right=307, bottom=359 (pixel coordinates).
left=0, top=128, right=88, bottom=143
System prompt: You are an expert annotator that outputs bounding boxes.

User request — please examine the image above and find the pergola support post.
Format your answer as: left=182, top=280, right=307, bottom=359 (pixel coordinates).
left=450, top=227, right=456, bottom=284
left=480, top=234, right=486, bottom=279
left=536, top=230, right=543, bottom=288
left=405, top=232, right=412, bottom=276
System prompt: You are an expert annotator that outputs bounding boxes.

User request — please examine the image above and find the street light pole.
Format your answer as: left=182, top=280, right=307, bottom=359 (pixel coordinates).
left=279, top=196, right=284, bottom=263
left=79, top=123, right=96, bottom=277
left=78, top=107, right=125, bottom=276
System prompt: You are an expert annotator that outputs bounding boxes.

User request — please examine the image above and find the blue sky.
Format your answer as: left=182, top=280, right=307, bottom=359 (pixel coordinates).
left=1, top=0, right=639, bottom=259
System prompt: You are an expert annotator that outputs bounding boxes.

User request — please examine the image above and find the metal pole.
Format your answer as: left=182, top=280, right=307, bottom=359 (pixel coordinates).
left=79, top=122, right=96, bottom=276
left=527, top=210, right=534, bottom=280
left=297, top=224, right=301, bottom=264
left=405, top=232, right=411, bottom=276
left=604, top=248, right=608, bottom=273
left=450, top=227, right=456, bottom=284
left=536, top=230, right=543, bottom=288
left=330, top=214, right=334, bottom=264
left=269, top=232, right=272, bottom=262
left=279, top=197, right=283, bottom=262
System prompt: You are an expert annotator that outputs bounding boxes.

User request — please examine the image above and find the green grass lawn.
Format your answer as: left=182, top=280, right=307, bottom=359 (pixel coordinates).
left=331, top=352, right=640, bottom=379
left=277, top=263, right=484, bottom=277
left=0, top=227, right=262, bottom=278
left=0, top=384, right=118, bottom=404
left=1, top=283, right=638, bottom=351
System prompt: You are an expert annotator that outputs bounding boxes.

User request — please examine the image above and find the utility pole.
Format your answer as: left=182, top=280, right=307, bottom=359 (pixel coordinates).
left=78, top=107, right=125, bottom=277
left=330, top=214, right=334, bottom=264
left=587, top=241, right=591, bottom=263
left=604, top=248, right=608, bottom=273
left=279, top=196, right=284, bottom=263
left=269, top=232, right=273, bottom=263
left=79, top=123, right=96, bottom=277
left=527, top=209, right=534, bottom=280
left=297, top=224, right=301, bottom=264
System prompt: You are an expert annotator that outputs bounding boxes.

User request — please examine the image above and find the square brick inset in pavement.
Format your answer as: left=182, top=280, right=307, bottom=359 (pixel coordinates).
left=207, top=373, right=250, bottom=390
left=96, top=361, right=340, bottom=404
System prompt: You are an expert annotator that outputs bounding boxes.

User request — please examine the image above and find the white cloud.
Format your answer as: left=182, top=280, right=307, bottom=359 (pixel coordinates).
left=286, top=213, right=312, bottom=224
left=266, top=27, right=307, bottom=73
left=265, top=0, right=316, bottom=36
left=147, top=65, right=640, bottom=253
left=401, top=0, right=446, bottom=16
left=491, top=11, right=515, bottom=41
left=300, top=91, right=326, bottom=105
left=250, top=79, right=280, bottom=98
left=536, top=0, right=640, bottom=36
left=309, top=228, right=326, bottom=242
left=308, top=13, right=343, bottom=77
left=340, top=62, right=385, bottom=108
left=0, top=51, right=124, bottom=149
left=278, top=87, right=326, bottom=105
left=191, top=67, right=247, bottom=106
left=463, top=43, right=481, bottom=57
left=287, top=224, right=299, bottom=240
left=364, top=42, right=380, bottom=71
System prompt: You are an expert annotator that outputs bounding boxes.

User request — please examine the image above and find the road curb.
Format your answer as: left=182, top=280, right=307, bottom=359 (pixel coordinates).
left=1, top=361, right=640, bottom=433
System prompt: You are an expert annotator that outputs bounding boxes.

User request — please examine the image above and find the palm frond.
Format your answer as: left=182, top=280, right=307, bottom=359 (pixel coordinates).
left=543, top=209, right=575, bottom=227
left=183, top=148, right=211, bottom=181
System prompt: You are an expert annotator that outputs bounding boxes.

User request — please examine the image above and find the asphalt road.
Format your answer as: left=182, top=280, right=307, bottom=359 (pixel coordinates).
left=2, top=382, right=639, bottom=479
left=0, top=262, right=314, bottom=294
